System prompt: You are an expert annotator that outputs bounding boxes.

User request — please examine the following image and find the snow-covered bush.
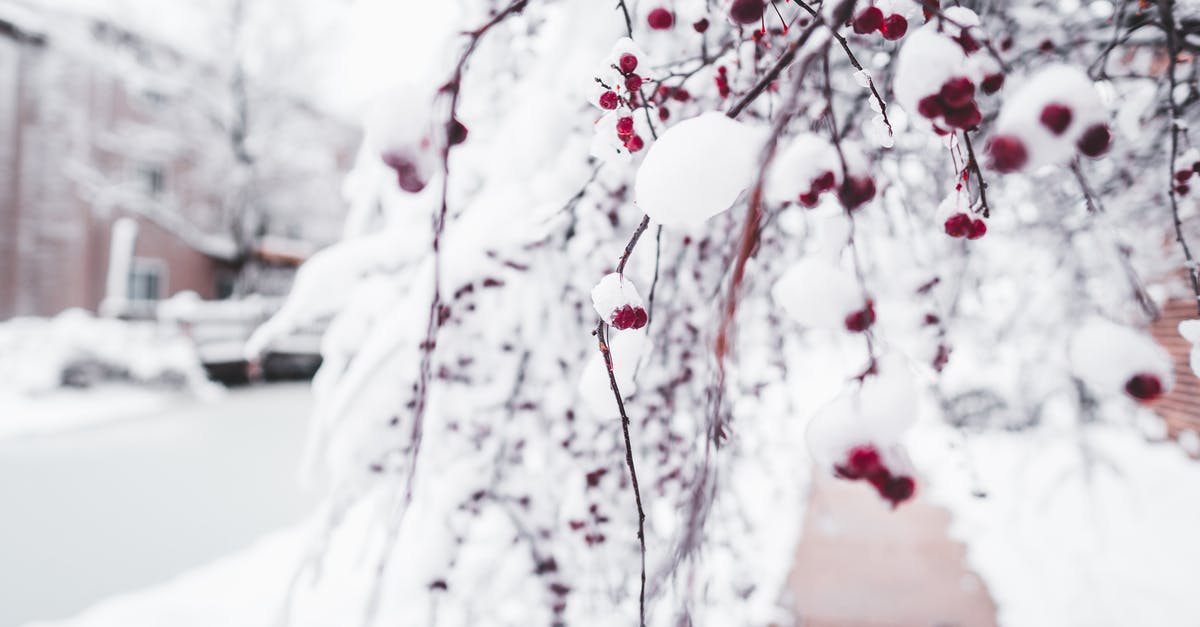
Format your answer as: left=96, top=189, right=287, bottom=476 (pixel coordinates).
left=0, top=310, right=214, bottom=395
left=254, top=1, right=1200, bottom=625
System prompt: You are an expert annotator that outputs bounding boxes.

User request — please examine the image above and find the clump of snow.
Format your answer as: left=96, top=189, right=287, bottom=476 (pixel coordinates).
left=807, top=355, right=919, bottom=464
left=988, top=65, right=1110, bottom=171
left=590, top=272, right=645, bottom=325
left=364, top=86, right=440, bottom=194
left=894, top=29, right=971, bottom=122
left=579, top=329, right=645, bottom=417
left=634, top=112, right=760, bottom=228
left=1069, top=317, right=1172, bottom=401
left=1178, top=319, right=1200, bottom=377
left=772, top=257, right=868, bottom=332
left=765, top=133, right=842, bottom=207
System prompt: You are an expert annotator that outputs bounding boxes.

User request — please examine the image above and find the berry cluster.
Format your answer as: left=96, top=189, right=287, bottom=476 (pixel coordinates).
left=597, top=50, right=649, bottom=153
left=610, top=304, right=649, bottom=330
left=834, top=444, right=916, bottom=508
left=1175, top=153, right=1200, bottom=195
left=916, top=77, right=982, bottom=132
left=988, top=104, right=1111, bottom=173
left=844, top=300, right=876, bottom=333
left=943, top=212, right=987, bottom=240
left=852, top=6, right=908, bottom=41
left=798, top=170, right=836, bottom=207
left=1125, top=372, right=1164, bottom=403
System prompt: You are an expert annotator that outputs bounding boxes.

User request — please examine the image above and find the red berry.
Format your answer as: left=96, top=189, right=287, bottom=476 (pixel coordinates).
left=658, top=106, right=670, bottom=121
left=852, top=7, right=884, bottom=34
left=1177, top=184, right=1190, bottom=196
left=1125, top=373, right=1163, bottom=402
left=599, top=91, right=619, bottom=110
left=624, top=74, right=643, bottom=92
left=939, top=77, right=975, bottom=109
left=836, top=445, right=883, bottom=480
left=619, top=53, right=638, bottom=74
left=838, top=176, right=876, bottom=210
left=632, top=307, right=648, bottom=329
left=1176, top=169, right=1193, bottom=183
left=943, top=213, right=971, bottom=238
left=647, top=7, right=674, bottom=29
left=986, top=135, right=1029, bottom=173
left=943, top=103, right=982, bottom=129
left=446, top=118, right=468, bottom=146
left=966, top=218, right=987, bottom=240
left=922, top=0, right=940, bottom=20
left=672, top=88, right=691, bottom=102
left=1077, top=124, right=1112, bottom=158
left=382, top=151, right=427, bottom=193
left=956, top=30, right=981, bottom=54
left=880, top=14, right=908, bottom=40
left=812, top=170, right=836, bottom=193
left=693, top=18, right=710, bottom=33
left=1039, top=103, right=1073, bottom=135
left=625, top=134, right=645, bottom=152
left=1038, top=39, right=1054, bottom=52
left=616, top=116, right=634, bottom=138
left=880, top=475, right=916, bottom=507
left=844, top=301, right=876, bottom=333
left=715, top=74, right=730, bottom=98
left=980, top=73, right=1005, bottom=95
left=917, top=95, right=943, bottom=119
left=798, top=191, right=820, bottom=207
left=730, top=0, right=766, bottom=25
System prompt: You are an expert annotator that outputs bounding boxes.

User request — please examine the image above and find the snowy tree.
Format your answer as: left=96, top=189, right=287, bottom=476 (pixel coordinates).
left=253, top=1, right=1200, bottom=625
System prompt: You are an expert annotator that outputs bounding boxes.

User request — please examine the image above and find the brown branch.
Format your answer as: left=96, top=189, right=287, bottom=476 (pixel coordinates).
left=960, top=130, right=993, bottom=218
left=726, top=20, right=821, bottom=118
left=1160, top=0, right=1200, bottom=314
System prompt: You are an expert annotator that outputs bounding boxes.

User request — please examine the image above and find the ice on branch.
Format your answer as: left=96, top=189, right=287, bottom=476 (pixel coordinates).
left=986, top=65, right=1111, bottom=173
left=634, top=112, right=759, bottom=228
left=1070, top=318, right=1173, bottom=404
left=590, top=272, right=648, bottom=330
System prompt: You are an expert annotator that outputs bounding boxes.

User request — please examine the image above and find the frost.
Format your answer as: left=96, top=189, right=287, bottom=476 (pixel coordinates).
left=634, top=112, right=760, bottom=228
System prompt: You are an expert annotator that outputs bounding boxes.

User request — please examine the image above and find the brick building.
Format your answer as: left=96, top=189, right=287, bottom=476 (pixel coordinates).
left=0, top=1, right=356, bottom=320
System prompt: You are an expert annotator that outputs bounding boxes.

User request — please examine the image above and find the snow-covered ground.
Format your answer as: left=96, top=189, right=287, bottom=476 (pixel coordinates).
left=0, top=386, right=179, bottom=441
left=0, top=383, right=317, bottom=627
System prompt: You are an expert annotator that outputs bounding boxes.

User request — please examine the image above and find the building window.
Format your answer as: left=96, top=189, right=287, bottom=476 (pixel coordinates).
left=128, top=259, right=165, bottom=301
left=138, top=163, right=166, bottom=197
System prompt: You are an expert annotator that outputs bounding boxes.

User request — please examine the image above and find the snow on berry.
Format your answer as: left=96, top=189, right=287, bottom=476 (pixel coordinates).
left=1070, top=318, right=1173, bottom=404
left=766, top=133, right=842, bottom=207
left=894, top=30, right=972, bottom=129
left=591, top=272, right=648, bottom=330
left=634, top=112, right=761, bottom=228
left=986, top=65, right=1111, bottom=172
left=772, top=257, right=872, bottom=333
left=366, top=87, right=439, bottom=194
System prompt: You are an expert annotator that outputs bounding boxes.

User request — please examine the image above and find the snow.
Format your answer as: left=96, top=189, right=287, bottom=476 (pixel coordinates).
left=589, top=272, right=645, bottom=322
left=633, top=112, right=760, bottom=228
left=894, top=28, right=971, bottom=123
left=765, top=133, right=842, bottom=205
left=0, top=385, right=176, bottom=441
left=992, top=64, right=1108, bottom=170
left=771, top=257, right=867, bottom=332
left=807, top=354, right=919, bottom=465
left=1069, top=317, right=1172, bottom=399
left=1178, top=319, right=1200, bottom=377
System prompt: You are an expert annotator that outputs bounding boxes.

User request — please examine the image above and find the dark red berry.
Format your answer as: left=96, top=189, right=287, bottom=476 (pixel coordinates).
left=616, top=116, right=634, bottom=138
left=730, top=0, right=766, bottom=25
left=1177, top=184, right=1190, bottom=196
left=939, top=77, right=975, bottom=109
left=1077, top=124, right=1112, bottom=158
left=943, top=103, right=982, bottom=129
left=624, top=74, right=643, bottom=92
left=619, top=53, right=638, bottom=74
left=599, top=91, right=619, bottom=110
left=1039, top=103, right=1073, bottom=135
left=852, top=7, right=884, bottom=34
left=836, top=445, right=883, bottom=480
left=632, top=307, right=648, bottom=328
left=844, top=301, right=876, bottom=332
left=917, top=95, right=943, bottom=119
left=382, top=151, right=427, bottom=193
left=812, top=171, right=836, bottom=193
left=798, top=191, right=820, bottom=207
left=955, top=30, right=981, bottom=54
left=838, top=176, right=876, bottom=210
left=943, top=213, right=971, bottom=238
left=693, top=18, right=710, bottom=33
left=880, top=14, right=908, bottom=40
left=1125, top=373, right=1163, bottom=402
left=446, top=118, right=468, bottom=146
left=1176, top=169, right=1194, bottom=183
left=1039, top=39, right=1054, bottom=52
left=672, top=88, right=691, bottom=102
left=966, top=218, right=987, bottom=240
left=625, top=134, right=645, bottom=152
left=922, top=0, right=940, bottom=20
left=647, top=7, right=674, bottom=29
left=980, top=73, right=1005, bottom=95
left=880, top=475, right=916, bottom=507
left=986, top=135, right=1029, bottom=173
left=658, top=106, right=670, bottom=121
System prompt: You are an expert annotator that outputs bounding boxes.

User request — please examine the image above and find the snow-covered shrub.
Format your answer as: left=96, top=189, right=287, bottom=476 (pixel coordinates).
left=0, top=310, right=215, bottom=395
left=252, top=0, right=1200, bottom=625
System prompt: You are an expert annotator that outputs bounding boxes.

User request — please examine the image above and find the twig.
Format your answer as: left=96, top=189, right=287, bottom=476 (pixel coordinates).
left=1159, top=0, right=1200, bottom=314
left=960, top=131, right=993, bottom=218
left=726, top=21, right=821, bottom=118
